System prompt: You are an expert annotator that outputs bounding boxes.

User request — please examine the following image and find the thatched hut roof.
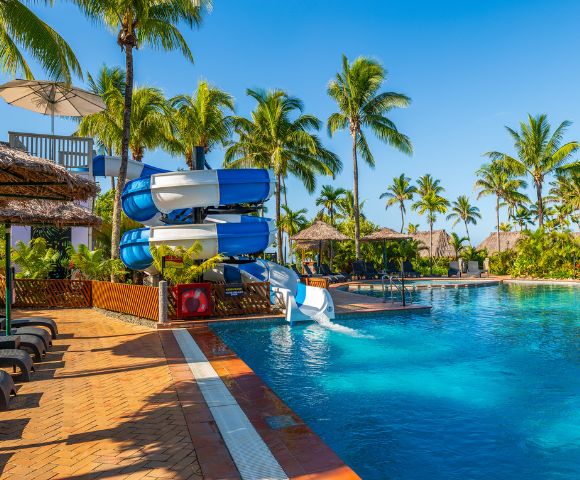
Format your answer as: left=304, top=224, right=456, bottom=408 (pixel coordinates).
left=0, top=143, right=98, bottom=201
left=410, top=230, right=455, bottom=258
left=0, top=199, right=101, bottom=227
left=293, top=240, right=326, bottom=252
left=290, top=221, right=350, bottom=241
left=361, top=227, right=410, bottom=242
left=476, top=231, right=523, bottom=254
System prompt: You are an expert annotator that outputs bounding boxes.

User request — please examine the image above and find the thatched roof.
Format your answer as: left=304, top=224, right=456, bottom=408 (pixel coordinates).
left=0, top=143, right=98, bottom=201
left=410, top=230, right=455, bottom=258
left=0, top=199, right=101, bottom=227
left=293, top=240, right=325, bottom=252
left=477, top=231, right=522, bottom=254
left=290, top=220, right=350, bottom=241
left=361, top=227, right=411, bottom=242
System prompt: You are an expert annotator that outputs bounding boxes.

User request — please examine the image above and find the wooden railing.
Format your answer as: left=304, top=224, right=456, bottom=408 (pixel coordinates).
left=0, top=277, right=92, bottom=308
left=9, top=131, right=94, bottom=174
left=305, top=277, right=330, bottom=289
left=92, top=281, right=159, bottom=321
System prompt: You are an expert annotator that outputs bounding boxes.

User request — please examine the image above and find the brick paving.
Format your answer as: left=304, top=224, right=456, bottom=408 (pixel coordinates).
left=0, top=309, right=205, bottom=480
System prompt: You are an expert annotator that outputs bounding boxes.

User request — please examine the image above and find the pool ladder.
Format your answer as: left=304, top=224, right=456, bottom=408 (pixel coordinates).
left=381, top=274, right=412, bottom=305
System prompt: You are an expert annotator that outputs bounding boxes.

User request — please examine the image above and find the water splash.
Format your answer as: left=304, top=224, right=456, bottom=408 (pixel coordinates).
left=312, top=310, right=374, bottom=338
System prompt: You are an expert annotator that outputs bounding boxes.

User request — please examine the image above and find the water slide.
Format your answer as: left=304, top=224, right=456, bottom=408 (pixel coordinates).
left=92, top=155, right=335, bottom=323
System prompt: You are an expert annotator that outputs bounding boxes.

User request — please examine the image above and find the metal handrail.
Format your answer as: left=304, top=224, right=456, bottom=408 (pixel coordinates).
left=381, top=274, right=412, bottom=305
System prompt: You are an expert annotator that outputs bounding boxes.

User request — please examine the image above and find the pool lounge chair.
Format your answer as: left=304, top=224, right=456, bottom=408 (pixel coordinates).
left=0, top=370, right=16, bottom=410
left=383, top=262, right=400, bottom=275
left=320, top=264, right=348, bottom=283
left=0, top=347, right=34, bottom=381
left=1, top=317, right=58, bottom=339
left=0, top=334, right=45, bottom=362
left=364, top=262, right=381, bottom=279
left=303, top=264, right=323, bottom=277
left=402, top=261, right=421, bottom=278
left=351, top=261, right=368, bottom=280
left=5, top=327, right=51, bottom=350
left=290, top=264, right=308, bottom=279
left=466, top=261, right=484, bottom=278
left=448, top=261, right=461, bottom=278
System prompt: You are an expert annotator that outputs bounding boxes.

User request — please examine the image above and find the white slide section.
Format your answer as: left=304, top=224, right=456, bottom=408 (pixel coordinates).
left=96, top=155, right=147, bottom=179
left=151, top=170, right=222, bottom=212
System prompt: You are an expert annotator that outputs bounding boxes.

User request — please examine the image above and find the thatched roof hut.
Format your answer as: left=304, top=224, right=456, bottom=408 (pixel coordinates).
left=410, top=230, right=455, bottom=258
left=477, top=231, right=523, bottom=254
left=0, top=199, right=101, bottom=227
left=361, top=227, right=410, bottom=242
left=0, top=143, right=98, bottom=201
left=290, top=221, right=350, bottom=242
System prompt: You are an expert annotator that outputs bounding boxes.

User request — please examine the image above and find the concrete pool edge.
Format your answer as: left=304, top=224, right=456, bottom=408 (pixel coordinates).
left=173, top=325, right=362, bottom=479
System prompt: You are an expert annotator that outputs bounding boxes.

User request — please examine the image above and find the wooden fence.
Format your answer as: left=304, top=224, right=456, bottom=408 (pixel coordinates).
left=305, top=277, right=330, bottom=289
left=92, top=281, right=159, bottom=321
left=0, top=277, right=92, bottom=308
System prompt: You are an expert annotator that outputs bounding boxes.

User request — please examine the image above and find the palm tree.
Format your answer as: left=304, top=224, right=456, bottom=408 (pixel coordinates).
left=416, top=174, right=444, bottom=196
left=449, top=232, right=468, bottom=260
left=380, top=174, right=416, bottom=232
left=549, top=172, right=580, bottom=229
left=407, top=223, right=419, bottom=234
left=0, top=0, right=81, bottom=81
left=169, top=81, right=234, bottom=169
left=316, top=185, right=346, bottom=226
left=278, top=205, right=308, bottom=264
left=511, top=205, right=533, bottom=231
left=475, top=162, right=528, bottom=253
left=74, top=0, right=209, bottom=268
left=412, top=190, right=449, bottom=275
left=225, top=88, right=341, bottom=263
left=327, top=54, right=412, bottom=259
left=446, top=195, right=481, bottom=244
left=486, top=114, right=579, bottom=227
left=336, top=190, right=366, bottom=223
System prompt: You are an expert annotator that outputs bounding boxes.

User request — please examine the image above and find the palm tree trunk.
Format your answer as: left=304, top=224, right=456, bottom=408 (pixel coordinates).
left=276, top=173, right=283, bottom=263
left=496, top=195, right=501, bottom=253
left=536, top=182, right=544, bottom=228
left=110, top=44, right=134, bottom=280
left=465, top=220, right=471, bottom=245
left=429, top=220, right=433, bottom=276
left=329, top=208, right=334, bottom=269
left=400, top=204, right=405, bottom=233
left=351, top=132, right=361, bottom=260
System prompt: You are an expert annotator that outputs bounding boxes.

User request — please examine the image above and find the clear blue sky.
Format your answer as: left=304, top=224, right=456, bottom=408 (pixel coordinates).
left=2, top=0, right=580, bottom=244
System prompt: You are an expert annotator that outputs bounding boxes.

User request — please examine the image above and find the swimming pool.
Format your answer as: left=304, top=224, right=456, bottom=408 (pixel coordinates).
left=211, top=284, right=580, bottom=479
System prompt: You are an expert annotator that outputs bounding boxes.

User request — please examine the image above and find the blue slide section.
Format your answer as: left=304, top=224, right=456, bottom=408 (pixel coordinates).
left=121, top=177, right=159, bottom=223
left=119, top=228, right=153, bottom=271
left=216, top=217, right=272, bottom=256
left=216, top=169, right=273, bottom=205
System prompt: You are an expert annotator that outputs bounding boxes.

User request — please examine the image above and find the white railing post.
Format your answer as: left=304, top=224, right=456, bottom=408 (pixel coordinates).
left=158, top=281, right=168, bottom=324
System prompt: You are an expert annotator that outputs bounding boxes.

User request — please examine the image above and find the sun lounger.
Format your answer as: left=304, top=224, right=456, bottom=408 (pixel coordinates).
left=384, top=262, right=400, bottom=275
left=303, top=264, right=323, bottom=277
left=290, top=264, right=308, bottom=279
left=402, top=261, right=420, bottom=278
left=364, top=262, right=381, bottom=279
left=0, top=335, right=45, bottom=362
left=320, top=264, right=348, bottom=283
left=0, top=370, right=16, bottom=410
left=0, top=348, right=34, bottom=381
left=448, top=261, right=461, bottom=277
left=8, top=327, right=51, bottom=350
left=351, top=261, right=368, bottom=280
left=466, top=261, right=483, bottom=278
left=1, top=317, right=58, bottom=339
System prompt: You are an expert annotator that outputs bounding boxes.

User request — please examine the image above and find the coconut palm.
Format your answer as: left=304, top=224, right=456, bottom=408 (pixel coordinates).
left=416, top=174, right=444, bottom=197
left=0, top=0, right=81, bottom=81
left=549, top=172, right=580, bottom=229
left=511, top=205, right=533, bottom=231
left=475, top=162, right=528, bottom=253
left=336, top=190, right=366, bottom=223
left=446, top=195, right=481, bottom=244
left=74, top=0, right=209, bottom=268
left=449, top=232, right=468, bottom=260
left=169, top=81, right=234, bottom=169
left=225, top=88, right=341, bottom=262
left=412, top=190, right=449, bottom=275
left=327, top=54, right=412, bottom=259
left=486, top=114, right=579, bottom=227
left=380, top=174, right=417, bottom=232
left=278, top=205, right=308, bottom=264
left=407, top=223, right=419, bottom=234
left=316, top=185, right=347, bottom=226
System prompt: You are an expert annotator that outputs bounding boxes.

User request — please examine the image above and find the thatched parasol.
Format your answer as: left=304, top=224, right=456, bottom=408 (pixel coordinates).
left=476, top=231, right=522, bottom=254
left=361, top=227, right=411, bottom=270
left=0, top=143, right=98, bottom=201
left=290, top=221, right=350, bottom=267
left=410, top=230, right=454, bottom=258
left=0, top=199, right=101, bottom=227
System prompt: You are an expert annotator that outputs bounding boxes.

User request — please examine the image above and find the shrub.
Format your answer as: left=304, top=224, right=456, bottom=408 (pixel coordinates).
left=12, top=238, right=60, bottom=279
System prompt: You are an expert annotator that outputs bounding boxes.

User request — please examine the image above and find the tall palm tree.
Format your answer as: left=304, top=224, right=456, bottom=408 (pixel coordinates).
left=511, top=205, right=533, bottom=231
left=380, top=174, right=416, bottom=232
left=475, top=162, right=528, bottom=253
left=486, top=114, right=579, bottom=227
left=74, top=0, right=209, bottom=268
left=316, top=185, right=346, bottom=226
left=225, top=88, right=341, bottom=263
left=336, top=190, right=366, bottom=224
left=0, top=0, right=81, bottom=81
left=549, top=172, right=580, bottom=229
left=412, top=190, right=449, bottom=275
left=407, top=223, right=419, bottom=234
left=446, top=195, right=481, bottom=244
left=278, top=205, right=308, bottom=264
left=327, top=54, right=412, bottom=259
left=416, top=174, right=444, bottom=197
left=169, top=81, right=234, bottom=169
left=449, top=232, right=468, bottom=260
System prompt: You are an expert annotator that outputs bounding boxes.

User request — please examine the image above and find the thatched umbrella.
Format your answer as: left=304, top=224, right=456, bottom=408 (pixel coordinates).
left=361, top=227, right=411, bottom=270
left=290, top=221, right=350, bottom=268
left=0, top=199, right=101, bottom=227
left=476, top=231, right=523, bottom=254
left=410, top=230, right=454, bottom=258
left=0, top=144, right=98, bottom=333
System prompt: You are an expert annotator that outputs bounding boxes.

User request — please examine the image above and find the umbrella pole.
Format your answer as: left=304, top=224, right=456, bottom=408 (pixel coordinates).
left=382, top=240, right=387, bottom=272
left=318, top=240, right=322, bottom=270
left=4, top=222, right=11, bottom=335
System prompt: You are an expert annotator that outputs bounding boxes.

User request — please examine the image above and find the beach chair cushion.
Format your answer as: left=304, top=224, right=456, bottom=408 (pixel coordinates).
left=0, top=370, right=16, bottom=410
left=0, top=349, right=34, bottom=381
left=2, top=317, right=58, bottom=339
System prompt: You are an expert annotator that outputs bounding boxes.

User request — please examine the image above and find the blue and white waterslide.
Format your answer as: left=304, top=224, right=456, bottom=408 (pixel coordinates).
left=92, top=155, right=335, bottom=323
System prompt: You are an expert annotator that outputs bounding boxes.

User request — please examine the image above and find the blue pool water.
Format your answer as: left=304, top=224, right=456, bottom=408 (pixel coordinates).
left=211, top=284, right=579, bottom=480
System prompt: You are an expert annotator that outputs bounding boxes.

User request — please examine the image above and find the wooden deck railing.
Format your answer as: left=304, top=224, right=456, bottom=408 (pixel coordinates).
left=305, top=277, right=330, bottom=289
left=0, top=277, right=92, bottom=308
left=92, top=281, right=159, bottom=321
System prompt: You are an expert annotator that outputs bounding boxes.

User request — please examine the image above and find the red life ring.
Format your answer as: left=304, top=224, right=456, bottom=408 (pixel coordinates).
left=181, top=287, right=210, bottom=314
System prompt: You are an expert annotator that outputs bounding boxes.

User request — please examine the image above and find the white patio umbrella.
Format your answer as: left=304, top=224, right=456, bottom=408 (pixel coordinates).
left=0, top=79, right=105, bottom=134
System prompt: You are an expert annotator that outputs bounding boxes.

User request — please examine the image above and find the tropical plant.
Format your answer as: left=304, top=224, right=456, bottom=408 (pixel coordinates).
left=278, top=205, right=308, bottom=263
left=150, top=243, right=222, bottom=285
left=486, top=114, right=579, bottom=227
left=68, top=244, right=126, bottom=280
left=225, top=88, right=341, bottom=262
left=475, top=162, right=527, bottom=254
left=74, top=0, right=210, bottom=271
left=316, top=185, right=347, bottom=226
left=412, top=187, right=449, bottom=274
left=499, top=222, right=512, bottom=232
left=336, top=190, right=366, bottom=224
left=446, top=195, right=481, bottom=244
left=380, top=174, right=416, bottom=232
left=449, top=232, right=468, bottom=259
left=12, top=238, right=59, bottom=279
left=511, top=205, right=533, bottom=231
left=327, top=54, right=412, bottom=259
left=549, top=172, right=580, bottom=229
left=416, top=174, right=444, bottom=197
left=169, top=80, right=234, bottom=169
left=0, top=0, right=81, bottom=81
left=407, top=223, right=419, bottom=234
